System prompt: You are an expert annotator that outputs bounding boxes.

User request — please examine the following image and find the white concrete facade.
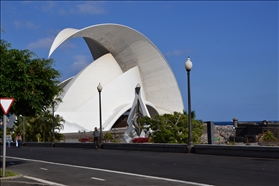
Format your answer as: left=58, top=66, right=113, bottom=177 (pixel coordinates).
left=49, top=24, right=184, bottom=133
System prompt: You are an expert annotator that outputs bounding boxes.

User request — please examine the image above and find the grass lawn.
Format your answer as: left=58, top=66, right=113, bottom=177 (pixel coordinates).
left=0, top=170, right=18, bottom=178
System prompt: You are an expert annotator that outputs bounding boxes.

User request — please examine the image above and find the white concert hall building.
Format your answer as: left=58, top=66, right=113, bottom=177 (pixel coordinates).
left=48, top=24, right=184, bottom=134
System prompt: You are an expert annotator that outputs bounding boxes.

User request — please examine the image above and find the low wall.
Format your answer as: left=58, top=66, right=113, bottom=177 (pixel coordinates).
left=12, top=142, right=53, bottom=147
left=54, top=142, right=94, bottom=148
left=194, top=144, right=279, bottom=159
left=22, top=142, right=94, bottom=148
left=102, top=143, right=188, bottom=153
left=16, top=142, right=279, bottom=159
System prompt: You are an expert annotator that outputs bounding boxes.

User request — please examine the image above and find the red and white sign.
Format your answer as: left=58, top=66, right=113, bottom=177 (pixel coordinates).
left=0, top=98, right=14, bottom=115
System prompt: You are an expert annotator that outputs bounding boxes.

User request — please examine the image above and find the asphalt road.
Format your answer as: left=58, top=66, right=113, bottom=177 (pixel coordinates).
left=1, top=146, right=279, bottom=186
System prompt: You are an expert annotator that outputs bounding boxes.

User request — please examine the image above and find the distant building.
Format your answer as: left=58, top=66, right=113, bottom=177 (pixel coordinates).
left=49, top=24, right=184, bottom=133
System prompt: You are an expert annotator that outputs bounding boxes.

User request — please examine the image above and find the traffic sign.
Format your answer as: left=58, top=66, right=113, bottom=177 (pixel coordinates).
left=0, top=98, right=14, bottom=115
left=0, top=98, right=14, bottom=178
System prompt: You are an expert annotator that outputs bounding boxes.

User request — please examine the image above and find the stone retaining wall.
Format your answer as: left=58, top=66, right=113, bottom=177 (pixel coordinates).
left=194, top=144, right=279, bottom=159
left=200, top=125, right=235, bottom=144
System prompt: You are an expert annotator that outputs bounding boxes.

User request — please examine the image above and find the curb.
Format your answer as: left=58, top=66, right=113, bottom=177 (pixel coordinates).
left=1, top=174, right=23, bottom=180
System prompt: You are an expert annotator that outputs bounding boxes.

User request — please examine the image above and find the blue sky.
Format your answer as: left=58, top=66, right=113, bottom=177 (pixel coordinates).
left=1, top=1, right=278, bottom=122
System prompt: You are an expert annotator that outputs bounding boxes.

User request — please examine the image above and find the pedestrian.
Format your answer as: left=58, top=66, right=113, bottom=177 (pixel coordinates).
left=6, top=133, right=12, bottom=147
left=93, top=127, right=99, bottom=149
left=15, top=132, right=22, bottom=148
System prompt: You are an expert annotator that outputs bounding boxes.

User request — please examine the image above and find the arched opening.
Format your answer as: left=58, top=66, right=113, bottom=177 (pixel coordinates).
left=146, top=105, right=159, bottom=118
left=111, top=105, right=159, bottom=129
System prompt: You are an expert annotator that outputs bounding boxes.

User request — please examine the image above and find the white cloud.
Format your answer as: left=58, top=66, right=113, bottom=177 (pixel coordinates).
left=76, top=2, right=106, bottom=15
left=14, top=20, right=37, bottom=30
left=27, top=37, right=54, bottom=49
left=57, top=2, right=106, bottom=15
left=58, top=40, right=76, bottom=50
left=25, top=21, right=37, bottom=29
left=31, top=1, right=106, bottom=16
left=14, top=20, right=21, bottom=28
left=40, top=1, right=56, bottom=12
left=165, top=49, right=195, bottom=56
left=57, top=8, right=68, bottom=15
left=165, top=50, right=185, bottom=56
left=27, top=37, right=76, bottom=50
left=70, top=55, right=91, bottom=72
left=47, top=29, right=62, bottom=35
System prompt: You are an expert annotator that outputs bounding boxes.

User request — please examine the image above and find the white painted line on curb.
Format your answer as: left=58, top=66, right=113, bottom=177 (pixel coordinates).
left=91, top=176, right=105, bottom=181
left=24, top=175, right=67, bottom=186
left=8, top=156, right=214, bottom=186
left=40, top=167, right=48, bottom=170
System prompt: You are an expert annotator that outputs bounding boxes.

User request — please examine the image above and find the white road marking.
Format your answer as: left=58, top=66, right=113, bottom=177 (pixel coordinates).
left=7, top=156, right=214, bottom=186
left=24, top=175, right=67, bottom=186
left=40, top=167, right=48, bottom=170
left=91, top=176, right=105, bottom=181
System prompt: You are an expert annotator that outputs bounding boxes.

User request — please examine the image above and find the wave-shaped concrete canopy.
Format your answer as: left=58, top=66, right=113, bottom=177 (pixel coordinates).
left=49, top=23, right=184, bottom=133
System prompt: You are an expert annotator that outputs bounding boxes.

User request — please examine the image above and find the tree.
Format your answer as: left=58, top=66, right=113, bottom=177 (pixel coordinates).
left=14, top=110, right=65, bottom=142
left=0, top=40, right=62, bottom=116
left=138, top=111, right=204, bottom=144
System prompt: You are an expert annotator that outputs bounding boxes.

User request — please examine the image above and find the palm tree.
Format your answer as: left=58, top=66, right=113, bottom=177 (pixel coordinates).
left=183, top=110, right=196, bottom=120
left=53, top=114, right=65, bottom=132
left=22, top=110, right=65, bottom=142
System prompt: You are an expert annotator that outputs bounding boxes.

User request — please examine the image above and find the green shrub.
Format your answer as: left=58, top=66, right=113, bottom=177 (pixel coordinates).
left=138, top=111, right=203, bottom=144
left=104, top=132, right=113, bottom=141
left=262, top=131, right=276, bottom=142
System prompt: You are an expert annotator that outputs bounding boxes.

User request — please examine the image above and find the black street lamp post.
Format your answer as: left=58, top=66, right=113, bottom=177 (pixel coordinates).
left=185, top=57, right=193, bottom=153
left=52, top=102, right=55, bottom=145
left=20, top=115, right=25, bottom=144
left=97, top=83, right=103, bottom=145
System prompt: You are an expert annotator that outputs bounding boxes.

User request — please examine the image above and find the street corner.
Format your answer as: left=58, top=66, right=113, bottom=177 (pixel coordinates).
left=0, top=174, right=50, bottom=186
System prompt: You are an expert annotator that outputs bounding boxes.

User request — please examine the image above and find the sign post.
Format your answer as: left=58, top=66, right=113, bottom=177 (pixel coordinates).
left=0, top=98, right=14, bottom=178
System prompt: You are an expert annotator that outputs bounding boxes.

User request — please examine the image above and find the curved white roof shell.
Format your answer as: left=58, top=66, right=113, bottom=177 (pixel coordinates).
left=49, top=23, right=184, bottom=133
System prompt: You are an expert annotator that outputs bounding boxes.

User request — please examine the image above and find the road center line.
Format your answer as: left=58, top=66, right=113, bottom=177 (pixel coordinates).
left=91, top=176, right=105, bottom=181
left=40, top=167, right=48, bottom=170
left=7, top=156, right=214, bottom=186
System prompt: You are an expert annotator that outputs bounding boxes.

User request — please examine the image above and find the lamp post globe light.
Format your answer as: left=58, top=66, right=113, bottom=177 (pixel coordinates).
left=97, top=83, right=103, bottom=145
left=185, top=57, right=193, bottom=153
